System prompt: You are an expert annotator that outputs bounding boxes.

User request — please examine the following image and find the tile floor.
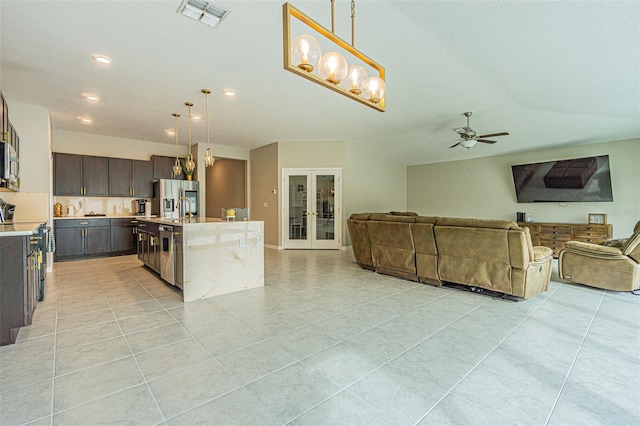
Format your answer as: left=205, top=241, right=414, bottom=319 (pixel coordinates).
left=1, top=249, right=639, bottom=425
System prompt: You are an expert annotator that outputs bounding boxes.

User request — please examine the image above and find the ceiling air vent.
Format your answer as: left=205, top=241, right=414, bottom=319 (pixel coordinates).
left=177, top=0, right=231, bottom=28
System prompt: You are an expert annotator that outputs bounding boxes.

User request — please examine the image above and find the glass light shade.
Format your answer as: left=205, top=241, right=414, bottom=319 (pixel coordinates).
left=291, top=34, right=322, bottom=72
left=173, top=159, right=182, bottom=175
left=341, top=65, right=368, bottom=95
left=460, top=139, right=477, bottom=149
left=362, top=76, right=386, bottom=104
left=204, top=148, right=215, bottom=167
left=318, top=51, right=348, bottom=85
left=186, top=154, right=196, bottom=173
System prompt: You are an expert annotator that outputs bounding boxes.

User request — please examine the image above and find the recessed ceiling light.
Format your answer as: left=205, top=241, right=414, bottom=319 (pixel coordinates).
left=83, top=93, right=100, bottom=102
left=191, top=115, right=201, bottom=120
left=77, top=116, right=93, bottom=124
left=92, top=54, right=112, bottom=64
left=165, top=129, right=175, bottom=136
left=222, top=89, right=235, bottom=97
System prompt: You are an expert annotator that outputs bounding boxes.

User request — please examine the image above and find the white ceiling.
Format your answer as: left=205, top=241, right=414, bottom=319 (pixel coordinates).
left=1, top=0, right=638, bottom=166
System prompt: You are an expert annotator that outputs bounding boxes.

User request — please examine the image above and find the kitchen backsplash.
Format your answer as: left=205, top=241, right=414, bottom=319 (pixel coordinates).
left=0, top=191, right=48, bottom=221
left=54, top=196, right=151, bottom=217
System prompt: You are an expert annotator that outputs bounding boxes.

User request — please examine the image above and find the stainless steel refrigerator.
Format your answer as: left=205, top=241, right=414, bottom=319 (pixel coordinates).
left=152, top=179, right=199, bottom=219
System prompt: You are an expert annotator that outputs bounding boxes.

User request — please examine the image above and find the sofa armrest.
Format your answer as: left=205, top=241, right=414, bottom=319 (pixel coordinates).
left=563, top=241, right=624, bottom=257
left=532, top=246, right=553, bottom=262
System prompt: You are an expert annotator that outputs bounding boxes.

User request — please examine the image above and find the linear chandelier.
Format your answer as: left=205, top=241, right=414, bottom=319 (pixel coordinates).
left=282, top=0, right=386, bottom=112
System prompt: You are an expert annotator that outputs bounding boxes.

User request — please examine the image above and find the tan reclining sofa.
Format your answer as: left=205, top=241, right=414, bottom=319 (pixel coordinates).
left=559, top=221, right=640, bottom=292
left=347, top=213, right=554, bottom=299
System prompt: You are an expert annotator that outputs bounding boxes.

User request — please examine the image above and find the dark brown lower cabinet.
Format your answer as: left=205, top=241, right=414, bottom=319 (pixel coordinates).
left=110, top=218, right=139, bottom=255
left=54, top=219, right=110, bottom=261
left=0, top=235, right=37, bottom=346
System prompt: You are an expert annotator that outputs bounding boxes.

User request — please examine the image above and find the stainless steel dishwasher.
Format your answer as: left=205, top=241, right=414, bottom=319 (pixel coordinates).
left=159, top=225, right=175, bottom=285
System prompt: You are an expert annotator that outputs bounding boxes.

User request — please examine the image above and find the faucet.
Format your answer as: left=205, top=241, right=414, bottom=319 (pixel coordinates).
left=178, top=196, right=192, bottom=222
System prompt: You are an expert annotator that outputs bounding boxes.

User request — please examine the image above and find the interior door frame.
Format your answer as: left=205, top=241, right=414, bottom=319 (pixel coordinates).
left=282, top=168, right=341, bottom=250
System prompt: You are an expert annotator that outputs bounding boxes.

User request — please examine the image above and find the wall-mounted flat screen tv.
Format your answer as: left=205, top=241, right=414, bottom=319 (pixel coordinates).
left=511, top=155, right=613, bottom=203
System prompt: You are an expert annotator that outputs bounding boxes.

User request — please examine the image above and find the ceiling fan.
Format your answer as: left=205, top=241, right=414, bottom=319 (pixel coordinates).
left=449, top=112, right=509, bottom=149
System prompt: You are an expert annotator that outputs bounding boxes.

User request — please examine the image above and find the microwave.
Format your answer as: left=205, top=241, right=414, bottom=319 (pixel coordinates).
left=0, top=141, right=19, bottom=191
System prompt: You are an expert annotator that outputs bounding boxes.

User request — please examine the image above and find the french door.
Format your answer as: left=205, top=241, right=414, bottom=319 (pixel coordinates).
left=282, top=168, right=341, bottom=249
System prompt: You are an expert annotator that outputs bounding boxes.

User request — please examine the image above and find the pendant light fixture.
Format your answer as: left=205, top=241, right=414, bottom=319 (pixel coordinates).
left=283, top=0, right=386, bottom=111
left=184, top=102, right=196, bottom=174
left=202, top=89, right=215, bottom=167
left=172, top=113, right=183, bottom=176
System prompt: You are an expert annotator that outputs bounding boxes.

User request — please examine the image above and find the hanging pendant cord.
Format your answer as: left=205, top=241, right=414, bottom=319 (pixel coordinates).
left=330, top=0, right=335, bottom=33
left=351, top=0, right=355, bottom=46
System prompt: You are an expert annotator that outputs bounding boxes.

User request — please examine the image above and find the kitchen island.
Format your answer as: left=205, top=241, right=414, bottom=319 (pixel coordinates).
left=136, top=218, right=264, bottom=302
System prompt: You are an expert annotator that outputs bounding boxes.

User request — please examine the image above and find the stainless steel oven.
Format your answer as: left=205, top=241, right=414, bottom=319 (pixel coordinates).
left=159, top=225, right=175, bottom=286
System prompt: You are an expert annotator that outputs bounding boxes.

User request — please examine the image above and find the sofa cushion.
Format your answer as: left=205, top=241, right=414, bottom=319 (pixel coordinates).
left=347, top=214, right=374, bottom=270
left=368, top=218, right=417, bottom=277
left=349, top=213, right=371, bottom=221
left=435, top=224, right=512, bottom=293
left=411, top=220, right=440, bottom=284
left=436, top=217, right=517, bottom=230
left=389, top=211, right=418, bottom=216
left=370, top=213, right=417, bottom=223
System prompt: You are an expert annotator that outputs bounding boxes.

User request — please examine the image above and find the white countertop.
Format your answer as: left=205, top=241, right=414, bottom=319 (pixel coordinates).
left=0, top=220, right=47, bottom=237
left=137, top=217, right=253, bottom=226
left=53, top=215, right=155, bottom=220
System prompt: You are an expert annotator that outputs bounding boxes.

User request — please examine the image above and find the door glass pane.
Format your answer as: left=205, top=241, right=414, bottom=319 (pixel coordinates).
left=288, top=175, right=307, bottom=240
left=315, top=174, right=335, bottom=241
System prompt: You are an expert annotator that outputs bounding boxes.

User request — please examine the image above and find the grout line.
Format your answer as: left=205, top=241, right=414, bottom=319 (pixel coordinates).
left=411, top=282, right=564, bottom=426
left=544, top=289, right=606, bottom=425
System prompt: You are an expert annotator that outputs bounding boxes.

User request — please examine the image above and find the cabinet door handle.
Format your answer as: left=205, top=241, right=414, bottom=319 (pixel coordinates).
left=80, top=221, right=89, bottom=225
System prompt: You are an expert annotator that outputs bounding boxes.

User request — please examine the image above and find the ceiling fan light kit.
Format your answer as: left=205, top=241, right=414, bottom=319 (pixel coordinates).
left=283, top=1, right=386, bottom=112
left=448, top=111, right=509, bottom=149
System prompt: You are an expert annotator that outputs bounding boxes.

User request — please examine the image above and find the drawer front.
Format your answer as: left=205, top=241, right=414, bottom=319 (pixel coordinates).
left=54, top=218, right=110, bottom=228
left=573, top=236, right=607, bottom=244
left=111, top=218, right=139, bottom=227
left=541, top=225, right=572, bottom=235
left=522, top=224, right=541, bottom=235
left=540, top=234, right=572, bottom=243
left=572, top=224, right=608, bottom=234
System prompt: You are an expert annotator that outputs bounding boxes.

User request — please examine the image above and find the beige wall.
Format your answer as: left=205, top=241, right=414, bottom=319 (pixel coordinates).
left=250, top=143, right=279, bottom=247
left=205, top=158, right=247, bottom=218
left=407, top=138, right=640, bottom=238
left=250, top=140, right=407, bottom=248
left=343, top=142, right=407, bottom=245
left=1, top=102, right=51, bottom=221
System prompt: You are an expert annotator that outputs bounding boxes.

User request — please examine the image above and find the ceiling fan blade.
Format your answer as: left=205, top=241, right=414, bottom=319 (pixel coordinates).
left=449, top=142, right=461, bottom=148
left=478, top=132, right=509, bottom=138
left=476, top=139, right=497, bottom=144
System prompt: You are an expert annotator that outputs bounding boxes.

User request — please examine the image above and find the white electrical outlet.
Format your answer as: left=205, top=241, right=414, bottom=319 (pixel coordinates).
left=239, top=238, right=245, bottom=248
left=263, top=202, right=268, bottom=208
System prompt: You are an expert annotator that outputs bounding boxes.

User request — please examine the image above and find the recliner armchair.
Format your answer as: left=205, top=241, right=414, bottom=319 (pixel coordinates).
left=559, top=221, right=640, bottom=291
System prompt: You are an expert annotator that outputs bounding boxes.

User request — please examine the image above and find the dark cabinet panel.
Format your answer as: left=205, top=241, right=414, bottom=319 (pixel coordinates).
left=109, top=159, right=152, bottom=198
left=0, top=236, right=28, bottom=345
left=85, top=227, right=110, bottom=254
left=152, top=155, right=184, bottom=180
left=54, top=153, right=83, bottom=196
left=0, top=92, right=7, bottom=141
left=131, top=160, right=153, bottom=197
left=109, top=158, right=132, bottom=197
left=54, top=228, right=85, bottom=259
left=83, top=156, right=109, bottom=196
left=111, top=218, right=139, bottom=254
left=54, top=153, right=108, bottom=196
left=54, top=218, right=110, bottom=260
